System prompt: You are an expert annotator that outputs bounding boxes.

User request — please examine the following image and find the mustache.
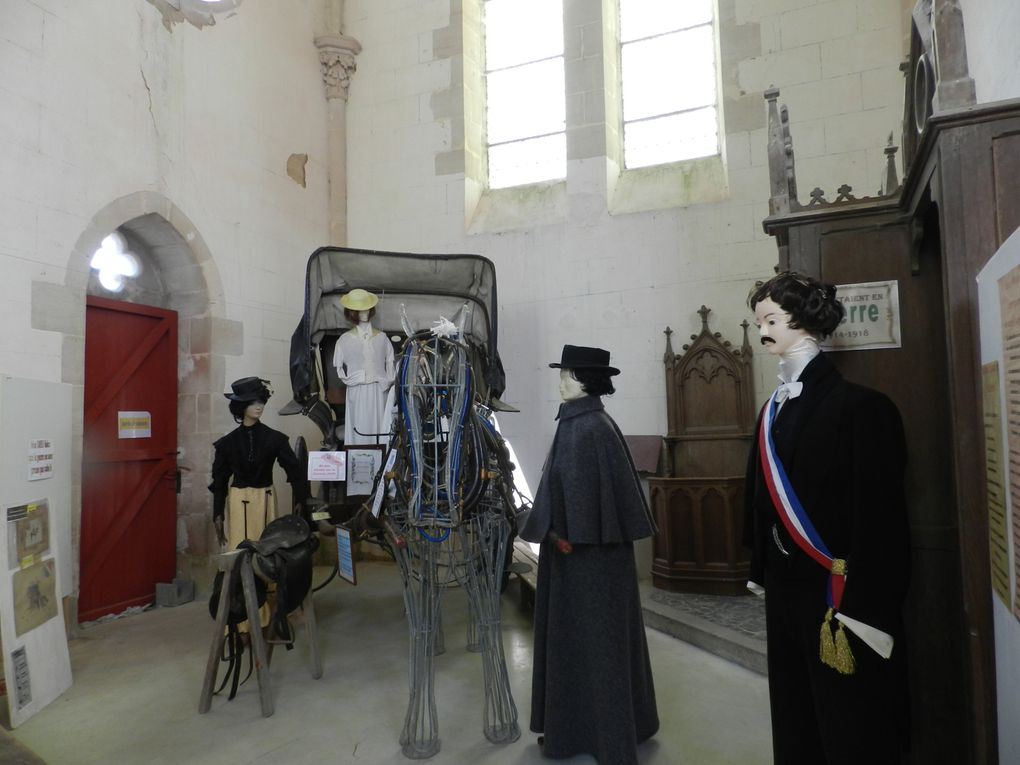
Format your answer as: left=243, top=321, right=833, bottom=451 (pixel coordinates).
left=760, top=337, right=775, bottom=345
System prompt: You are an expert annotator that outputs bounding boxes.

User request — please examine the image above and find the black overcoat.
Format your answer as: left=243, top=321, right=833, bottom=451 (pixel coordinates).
left=521, top=396, right=658, bottom=765
left=744, top=352, right=911, bottom=765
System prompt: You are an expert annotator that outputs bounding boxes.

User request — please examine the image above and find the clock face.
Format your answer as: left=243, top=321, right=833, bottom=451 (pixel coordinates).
left=913, top=53, right=934, bottom=135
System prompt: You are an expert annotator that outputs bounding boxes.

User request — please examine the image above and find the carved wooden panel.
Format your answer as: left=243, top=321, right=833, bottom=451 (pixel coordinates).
left=650, top=478, right=749, bottom=595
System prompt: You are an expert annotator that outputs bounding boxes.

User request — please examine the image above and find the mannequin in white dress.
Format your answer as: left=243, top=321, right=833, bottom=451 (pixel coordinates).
left=332, top=288, right=395, bottom=445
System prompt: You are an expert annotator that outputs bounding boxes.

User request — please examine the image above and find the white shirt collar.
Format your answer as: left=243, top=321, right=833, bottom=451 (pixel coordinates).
left=777, top=337, right=820, bottom=385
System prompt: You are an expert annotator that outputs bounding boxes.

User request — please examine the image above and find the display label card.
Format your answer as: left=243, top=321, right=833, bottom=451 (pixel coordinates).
left=336, top=526, right=357, bottom=585
left=346, top=447, right=383, bottom=496
left=308, top=450, right=346, bottom=481
left=117, top=411, right=152, bottom=439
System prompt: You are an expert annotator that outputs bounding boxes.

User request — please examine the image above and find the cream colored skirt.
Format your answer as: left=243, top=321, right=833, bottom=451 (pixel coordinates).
left=226, top=486, right=276, bottom=630
left=226, top=486, right=277, bottom=548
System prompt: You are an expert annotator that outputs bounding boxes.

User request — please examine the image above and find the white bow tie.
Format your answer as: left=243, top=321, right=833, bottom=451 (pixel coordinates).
left=775, top=381, right=803, bottom=404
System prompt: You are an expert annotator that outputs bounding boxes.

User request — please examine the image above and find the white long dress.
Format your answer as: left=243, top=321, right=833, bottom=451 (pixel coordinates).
left=332, top=324, right=395, bottom=445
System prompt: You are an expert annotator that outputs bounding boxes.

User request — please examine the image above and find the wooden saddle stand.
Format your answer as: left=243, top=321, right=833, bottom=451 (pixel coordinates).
left=198, top=519, right=323, bottom=718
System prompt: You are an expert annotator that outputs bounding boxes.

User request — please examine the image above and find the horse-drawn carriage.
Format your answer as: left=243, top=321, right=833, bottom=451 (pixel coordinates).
left=281, top=247, right=526, bottom=758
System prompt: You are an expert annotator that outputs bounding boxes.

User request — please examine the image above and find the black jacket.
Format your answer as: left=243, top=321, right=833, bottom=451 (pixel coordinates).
left=208, top=421, right=309, bottom=520
left=743, top=352, right=910, bottom=634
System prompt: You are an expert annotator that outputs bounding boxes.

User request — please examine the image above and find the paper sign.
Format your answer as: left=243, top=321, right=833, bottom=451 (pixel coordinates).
left=346, top=448, right=383, bottom=496
left=336, top=526, right=357, bottom=585
left=308, top=451, right=346, bottom=481
left=28, top=438, right=54, bottom=481
left=117, top=411, right=152, bottom=439
left=822, top=280, right=901, bottom=352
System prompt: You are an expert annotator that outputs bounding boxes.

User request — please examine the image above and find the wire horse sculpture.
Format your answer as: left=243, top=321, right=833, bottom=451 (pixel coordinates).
left=364, top=321, right=523, bottom=759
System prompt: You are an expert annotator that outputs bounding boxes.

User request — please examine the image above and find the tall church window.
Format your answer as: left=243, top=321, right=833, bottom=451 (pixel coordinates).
left=484, top=0, right=566, bottom=189
left=619, top=0, right=719, bottom=169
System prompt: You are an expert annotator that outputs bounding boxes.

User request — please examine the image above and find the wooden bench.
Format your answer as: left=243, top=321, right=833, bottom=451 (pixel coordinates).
left=511, top=539, right=539, bottom=611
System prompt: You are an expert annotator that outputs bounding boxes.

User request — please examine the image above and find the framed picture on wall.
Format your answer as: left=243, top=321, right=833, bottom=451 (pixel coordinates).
left=344, top=446, right=384, bottom=497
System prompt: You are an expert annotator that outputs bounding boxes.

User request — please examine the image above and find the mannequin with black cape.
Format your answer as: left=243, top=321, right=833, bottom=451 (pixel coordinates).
left=520, top=344, right=659, bottom=765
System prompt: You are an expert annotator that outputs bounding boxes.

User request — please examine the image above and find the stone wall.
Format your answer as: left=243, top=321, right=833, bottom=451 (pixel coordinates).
left=0, top=0, right=329, bottom=596
left=343, top=0, right=911, bottom=487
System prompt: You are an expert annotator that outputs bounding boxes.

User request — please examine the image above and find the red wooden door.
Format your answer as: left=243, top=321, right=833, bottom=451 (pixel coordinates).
left=80, top=296, right=178, bottom=622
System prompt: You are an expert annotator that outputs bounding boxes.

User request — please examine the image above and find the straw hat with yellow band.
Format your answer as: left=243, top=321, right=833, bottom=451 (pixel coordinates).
left=340, top=288, right=379, bottom=312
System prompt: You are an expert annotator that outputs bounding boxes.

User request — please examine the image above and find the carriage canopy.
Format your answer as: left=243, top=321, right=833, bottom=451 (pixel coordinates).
left=290, top=247, right=502, bottom=404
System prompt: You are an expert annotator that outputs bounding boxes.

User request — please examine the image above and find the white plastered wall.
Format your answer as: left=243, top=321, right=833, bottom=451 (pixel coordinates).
left=0, top=0, right=330, bottom=592
left=962, top=0, right=1020, bottom=104
left=343, top=0, right=910, bottom=489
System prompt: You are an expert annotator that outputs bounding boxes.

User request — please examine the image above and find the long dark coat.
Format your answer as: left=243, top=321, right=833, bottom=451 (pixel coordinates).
left=521, top=395, right=658, bottom=764
left=744, top=352, right=911, bottom=765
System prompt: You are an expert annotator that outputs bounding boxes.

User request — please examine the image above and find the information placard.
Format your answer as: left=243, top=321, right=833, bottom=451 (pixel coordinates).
left=308, top=451, right=345, bottom=481
left=336, top=526, right=357, bottom=585
left=821, top=280, right=901, bottom=352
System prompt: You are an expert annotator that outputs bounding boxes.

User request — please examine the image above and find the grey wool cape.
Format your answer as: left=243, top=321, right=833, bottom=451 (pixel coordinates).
left=521, top=395, right=659, bottom=764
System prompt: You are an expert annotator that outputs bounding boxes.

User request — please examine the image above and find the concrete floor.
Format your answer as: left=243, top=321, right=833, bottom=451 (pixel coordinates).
left=9, top=562, right=772, bottom=765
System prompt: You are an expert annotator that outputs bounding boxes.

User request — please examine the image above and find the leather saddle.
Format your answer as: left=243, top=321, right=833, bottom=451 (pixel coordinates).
left=240, top=514, right=319, bottom=649
left=208, top=514, right=320, bottom=700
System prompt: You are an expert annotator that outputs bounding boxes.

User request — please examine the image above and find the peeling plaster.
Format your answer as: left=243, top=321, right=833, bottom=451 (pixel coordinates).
left=287, top=154, right=309, bottom=188
left=144, top=0, right=244, bottom=31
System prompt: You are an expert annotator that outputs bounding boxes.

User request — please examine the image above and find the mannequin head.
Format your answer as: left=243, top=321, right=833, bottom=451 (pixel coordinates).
left=343, top=306, right=375, bottom=326
left=752, top=298, right=812, bottom=355
left=748, top=272, right=844, bottom=354
left=559, top=369, right=586, bottom=401
left=225, top=377, right=273, bottom=424
left=228, top=397, right=267, bottom=424
left=550, top=344, right=619, bottom=399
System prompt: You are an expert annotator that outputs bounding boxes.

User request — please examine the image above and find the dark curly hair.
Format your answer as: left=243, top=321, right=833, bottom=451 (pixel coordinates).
left=344, top=306, right=376, bottom=326
left=748, top=272, right=845, bottom=339
left=572, top=368, right=616, bottom=397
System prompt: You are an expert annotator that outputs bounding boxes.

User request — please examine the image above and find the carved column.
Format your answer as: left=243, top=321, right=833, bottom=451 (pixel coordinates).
left=315, top=32, right=362, bottom=246
left=930, top=0, right=976, bottom=111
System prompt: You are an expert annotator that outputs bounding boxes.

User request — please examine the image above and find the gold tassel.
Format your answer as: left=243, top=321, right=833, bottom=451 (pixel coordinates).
left=832, top=621, right=856, bottom=675
left=819, top=608, right=836, bottom=668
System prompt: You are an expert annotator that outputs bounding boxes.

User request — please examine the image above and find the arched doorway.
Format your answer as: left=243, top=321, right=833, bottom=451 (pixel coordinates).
left=49, top=192, right=237, bottom=623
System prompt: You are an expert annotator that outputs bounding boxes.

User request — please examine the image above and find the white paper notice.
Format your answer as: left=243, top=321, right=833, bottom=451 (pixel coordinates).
left=308, top=451, right=346, bottom=481
left=117, top=411, right=152, bottom=439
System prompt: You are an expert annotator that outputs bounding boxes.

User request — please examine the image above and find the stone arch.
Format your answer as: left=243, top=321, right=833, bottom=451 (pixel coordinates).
left=39, top=191, right=241, bottom=615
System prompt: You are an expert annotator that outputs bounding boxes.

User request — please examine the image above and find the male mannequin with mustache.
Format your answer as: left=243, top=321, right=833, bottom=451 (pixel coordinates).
left=744, top=273, right=911, bottom=765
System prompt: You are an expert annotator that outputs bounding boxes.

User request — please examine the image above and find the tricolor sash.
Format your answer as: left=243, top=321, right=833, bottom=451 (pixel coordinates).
left=758, top=390, right=856, bottom=674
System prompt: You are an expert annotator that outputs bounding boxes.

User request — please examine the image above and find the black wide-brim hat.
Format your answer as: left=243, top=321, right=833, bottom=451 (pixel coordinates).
left=224, top=377, right=273, bottom=402
left=549, top=344, right=620, bottom=376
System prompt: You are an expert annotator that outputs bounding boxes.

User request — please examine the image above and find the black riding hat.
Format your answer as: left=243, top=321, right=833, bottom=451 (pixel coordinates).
left=549, top=344, right=620, bottom=376
left=224, top=377, right=273, bottom=402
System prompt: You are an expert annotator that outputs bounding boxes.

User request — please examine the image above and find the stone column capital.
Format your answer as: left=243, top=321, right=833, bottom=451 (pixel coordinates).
left=315, top=34, right=363, bottom=101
